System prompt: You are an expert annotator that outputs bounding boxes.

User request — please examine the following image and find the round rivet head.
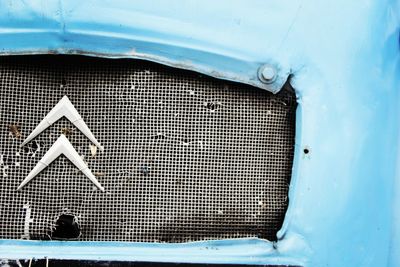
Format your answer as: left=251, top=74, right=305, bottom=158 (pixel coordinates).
left=258, top=64, right=277, bottom=84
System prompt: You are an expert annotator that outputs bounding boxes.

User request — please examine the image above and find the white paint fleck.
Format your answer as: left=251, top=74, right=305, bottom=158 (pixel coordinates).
left=90, top=145, right=97, bottom=157
left=21, top=203, right=33, bottom=240
left=198, top=141, right=204, bottom=150
left=0, top=155, right=9, bottom=177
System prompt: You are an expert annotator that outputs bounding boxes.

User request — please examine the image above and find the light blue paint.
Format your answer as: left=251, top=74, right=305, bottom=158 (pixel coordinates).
left=0, top=238, right=302, bottom=266
left=0, top=0, right=399, bottom=266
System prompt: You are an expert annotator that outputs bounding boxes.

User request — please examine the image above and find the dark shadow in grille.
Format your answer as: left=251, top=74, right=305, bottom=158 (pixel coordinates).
left=0, top=55, right=297, bottom=242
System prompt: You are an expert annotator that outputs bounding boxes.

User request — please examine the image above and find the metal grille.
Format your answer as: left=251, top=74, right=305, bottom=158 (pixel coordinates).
left=0, top=55, right=296, bottom=242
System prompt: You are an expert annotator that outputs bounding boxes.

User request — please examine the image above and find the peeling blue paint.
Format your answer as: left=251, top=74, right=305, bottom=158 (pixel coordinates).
left=0, top=0, right=399, bottom=266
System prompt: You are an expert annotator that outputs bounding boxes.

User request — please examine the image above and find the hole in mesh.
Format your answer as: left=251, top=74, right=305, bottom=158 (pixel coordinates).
left=205, top=102, right=220, bottom=111
left=21, top=141, right=42, bottom=154
left=61, top=78, right=67, bottom=87
left=51, top=214, right=81, bottom=240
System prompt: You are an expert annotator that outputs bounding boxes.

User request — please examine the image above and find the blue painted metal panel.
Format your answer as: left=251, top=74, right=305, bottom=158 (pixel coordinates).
left=0, top=0, right=399, bottom=266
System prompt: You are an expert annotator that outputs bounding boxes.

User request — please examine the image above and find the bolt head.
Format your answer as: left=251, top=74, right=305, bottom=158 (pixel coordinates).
left=259, top=65, right=277, bottom=83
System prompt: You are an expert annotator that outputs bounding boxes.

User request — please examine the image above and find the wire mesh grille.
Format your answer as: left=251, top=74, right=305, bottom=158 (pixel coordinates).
left=0, top=55, right=296, bottom=242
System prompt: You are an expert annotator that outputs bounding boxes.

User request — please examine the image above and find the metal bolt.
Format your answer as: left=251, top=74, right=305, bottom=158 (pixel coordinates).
left=259, top=65, right=277, bottom=84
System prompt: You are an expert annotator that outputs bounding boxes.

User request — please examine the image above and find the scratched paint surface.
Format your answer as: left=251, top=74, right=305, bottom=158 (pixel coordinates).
left=0, top=0, right=399, bottom=266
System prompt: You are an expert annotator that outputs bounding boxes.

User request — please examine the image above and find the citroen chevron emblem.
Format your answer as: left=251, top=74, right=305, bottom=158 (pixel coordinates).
left=17, top=135, right=104, bottom=191
left=18, top=96, right=105, bottom=192
left=21, top=96, right=103, bottom=151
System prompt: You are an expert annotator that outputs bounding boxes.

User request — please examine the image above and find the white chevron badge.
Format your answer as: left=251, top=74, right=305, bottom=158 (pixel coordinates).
left=18, top=96, right=104, bottom=191
left=18, top=135, right=104, bottom=192
left=21, top=96, right=103, bottom=151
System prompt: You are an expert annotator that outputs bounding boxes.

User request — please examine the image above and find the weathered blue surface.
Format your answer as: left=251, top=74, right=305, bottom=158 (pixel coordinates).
left=0, top=0, right=399, bottom=266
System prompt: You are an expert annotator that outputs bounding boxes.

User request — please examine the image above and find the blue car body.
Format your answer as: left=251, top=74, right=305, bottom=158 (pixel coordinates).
left=0, top=0, right=399, bottom=266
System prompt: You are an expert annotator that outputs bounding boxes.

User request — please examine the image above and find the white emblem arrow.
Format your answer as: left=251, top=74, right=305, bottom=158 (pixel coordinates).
left=17, top=134, right=104, bottom=192
left=21, top=96, right=104, bottom=151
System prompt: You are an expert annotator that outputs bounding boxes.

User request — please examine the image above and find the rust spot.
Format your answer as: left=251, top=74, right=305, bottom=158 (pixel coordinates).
left=61, top=127, right=73, bottom=137
left=94, top=172, right=105, bottom=177
left=9, top=124, right=22, bottom=138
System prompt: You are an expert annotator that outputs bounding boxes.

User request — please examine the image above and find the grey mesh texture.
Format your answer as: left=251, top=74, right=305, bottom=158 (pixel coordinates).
left=0, top=55, right=296, bottom=242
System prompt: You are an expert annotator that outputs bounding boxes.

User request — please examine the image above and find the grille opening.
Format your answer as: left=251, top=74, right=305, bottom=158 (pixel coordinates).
left=0, top=55, right=297, bottom=242
left=51, top=214, right=81, bottom=240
